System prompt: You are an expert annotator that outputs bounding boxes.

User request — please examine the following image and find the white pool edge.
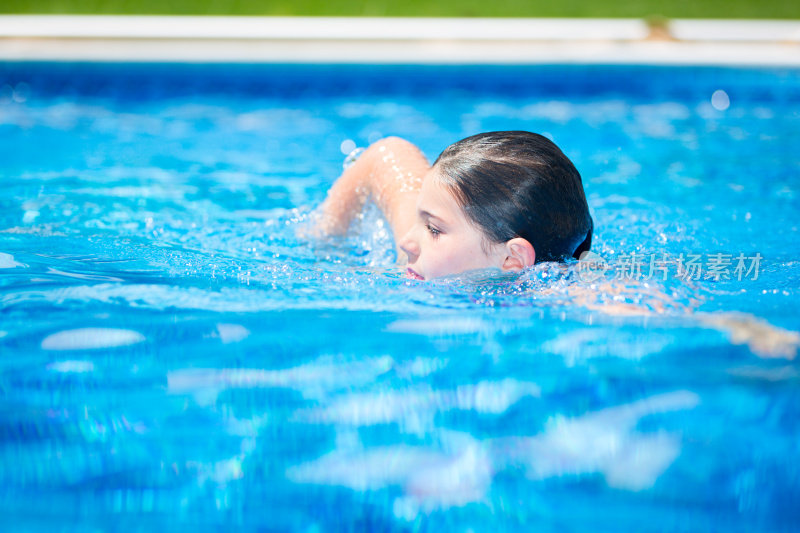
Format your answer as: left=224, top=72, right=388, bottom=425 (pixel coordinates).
left=1, top=16, right=799, bottom=66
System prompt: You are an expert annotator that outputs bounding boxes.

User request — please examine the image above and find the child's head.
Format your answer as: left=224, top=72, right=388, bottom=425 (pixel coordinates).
left=399, top=131, right=592, bottom=280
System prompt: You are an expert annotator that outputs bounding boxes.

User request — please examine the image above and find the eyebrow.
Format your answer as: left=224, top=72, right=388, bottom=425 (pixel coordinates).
left=418, top=209, right=445, bottom=224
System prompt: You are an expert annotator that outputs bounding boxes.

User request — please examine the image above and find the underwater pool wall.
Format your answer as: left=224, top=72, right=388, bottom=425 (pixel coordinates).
left=0, top=16, right=799, bottom=65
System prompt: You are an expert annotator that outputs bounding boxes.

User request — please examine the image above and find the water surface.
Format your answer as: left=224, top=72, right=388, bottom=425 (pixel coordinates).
left=1, top=63, right=799, bottom=531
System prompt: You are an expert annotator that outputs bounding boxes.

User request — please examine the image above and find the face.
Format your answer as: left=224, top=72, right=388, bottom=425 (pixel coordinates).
left=398, top=169, right=504, bottom=280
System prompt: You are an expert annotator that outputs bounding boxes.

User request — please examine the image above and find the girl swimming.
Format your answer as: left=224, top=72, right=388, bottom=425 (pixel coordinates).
left=316, top=131, right=593, bottom=281
left=314, top=131, right=800, bottom=359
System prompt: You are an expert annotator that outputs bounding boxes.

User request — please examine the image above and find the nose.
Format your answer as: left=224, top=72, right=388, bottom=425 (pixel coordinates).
left=399, top=227, right=420, bottom=263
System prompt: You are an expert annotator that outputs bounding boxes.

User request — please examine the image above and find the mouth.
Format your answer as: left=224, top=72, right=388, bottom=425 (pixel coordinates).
left=406, top=267, right=425, bottom=281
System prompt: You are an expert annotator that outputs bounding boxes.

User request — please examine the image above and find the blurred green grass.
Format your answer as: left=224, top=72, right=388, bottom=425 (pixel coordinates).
left=3, top=0, right=799, bottom=18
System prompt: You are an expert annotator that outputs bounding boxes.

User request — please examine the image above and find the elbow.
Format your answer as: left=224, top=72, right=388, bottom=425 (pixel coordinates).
left=372, top=136, right=415, bottom=153
left=368, top=136, right=428, bottom=167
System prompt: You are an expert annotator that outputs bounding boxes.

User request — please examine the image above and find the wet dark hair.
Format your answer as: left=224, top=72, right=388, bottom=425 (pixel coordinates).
left=432, top=131, right=593, bottom=263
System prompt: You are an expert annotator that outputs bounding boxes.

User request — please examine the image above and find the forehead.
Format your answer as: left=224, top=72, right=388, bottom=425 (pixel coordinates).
left=419, top=169, right=462, bottom=218
left=419, top=168, right=494, bottom=253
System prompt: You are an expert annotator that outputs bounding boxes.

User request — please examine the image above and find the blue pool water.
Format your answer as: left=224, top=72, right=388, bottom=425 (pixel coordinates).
left=1, top=63, right=799, bottom=530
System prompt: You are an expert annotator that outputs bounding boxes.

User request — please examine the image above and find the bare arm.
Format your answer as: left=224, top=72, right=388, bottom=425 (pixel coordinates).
left=562, top=280, right=799, bottom=359
left=315, top=137, right=430, bottom=246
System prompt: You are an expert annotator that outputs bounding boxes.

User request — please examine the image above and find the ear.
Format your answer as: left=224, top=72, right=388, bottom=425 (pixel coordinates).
left=500, top=238, right=536, bottom=272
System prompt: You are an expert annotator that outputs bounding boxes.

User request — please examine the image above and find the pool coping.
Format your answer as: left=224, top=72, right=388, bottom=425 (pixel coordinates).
left=1, top=16, right=799, bottom=65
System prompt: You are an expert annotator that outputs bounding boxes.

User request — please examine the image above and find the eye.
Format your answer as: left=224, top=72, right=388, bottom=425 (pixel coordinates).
left=426, top=223, right=441, bottom=238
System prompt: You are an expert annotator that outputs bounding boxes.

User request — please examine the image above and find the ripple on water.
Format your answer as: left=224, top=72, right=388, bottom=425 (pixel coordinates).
left=214, top=323, right=250, bottom=344
left=287, top=391, right=700, bottom=519
left=40, top=328, right=146, bottom=351
left=46, top=360, right=95, bottom=373
left=299, top=379, right=541, bottom=429
left=0, top=252, right=26, bottom=269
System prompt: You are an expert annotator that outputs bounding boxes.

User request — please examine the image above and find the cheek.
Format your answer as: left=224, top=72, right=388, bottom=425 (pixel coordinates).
left=424, top=239, right=481, bottom=276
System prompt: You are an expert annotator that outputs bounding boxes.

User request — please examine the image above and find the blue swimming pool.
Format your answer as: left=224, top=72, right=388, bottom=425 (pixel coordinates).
left=1, top=62, right=799, bottom=531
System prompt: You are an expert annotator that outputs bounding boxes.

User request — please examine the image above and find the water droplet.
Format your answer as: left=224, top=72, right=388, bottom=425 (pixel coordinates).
left=340, top=139, right=356, bottom=155
left=711, top=90, right=730, bottom=111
